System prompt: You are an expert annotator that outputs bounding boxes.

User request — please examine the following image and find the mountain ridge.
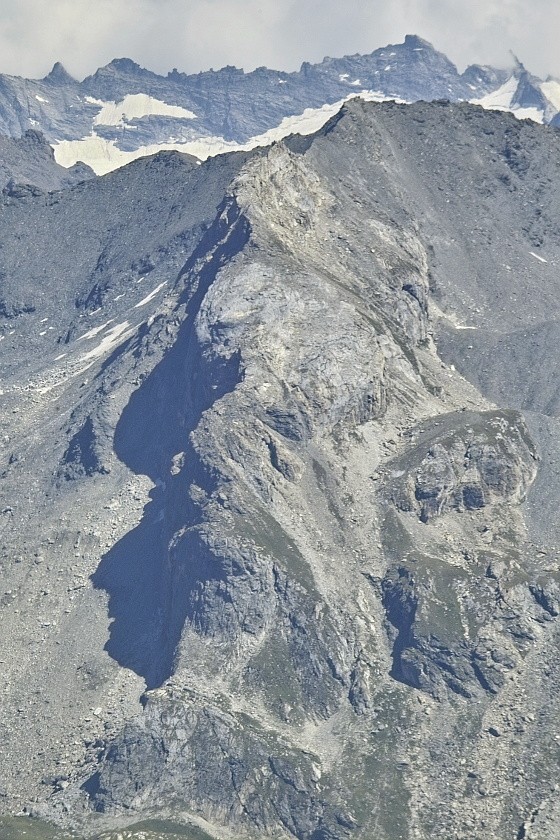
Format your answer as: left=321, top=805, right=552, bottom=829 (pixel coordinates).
left=0, top=34, right=529, bottom=176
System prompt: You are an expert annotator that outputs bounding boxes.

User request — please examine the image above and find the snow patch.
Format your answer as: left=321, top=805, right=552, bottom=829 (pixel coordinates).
left=31, top=321, right=140, bottom=394
left=252, top=101, right=347, bottom=143
left=35, top=95, right=49, bottom=103
left=530, top=251, right=548, bottom=263
left=80, top=321, right=137, bottom=364
left=514, top=107, right=544, bottom=122
left=53, top=92, right=403, bottom=175
left=540, top=79, right=560, bottom=111
left=92, top=93, right=196, bottom=126
left=472, top=76, right=544, bottom=123
left=472, top=76, right=518, bottom=110
left=358, top=90, right=406, bottom=104
left=53, top=132, right=241, bottom=175
left=134, top=281, right=168, bottom=307
left=77, top=319, right=114, bottom=341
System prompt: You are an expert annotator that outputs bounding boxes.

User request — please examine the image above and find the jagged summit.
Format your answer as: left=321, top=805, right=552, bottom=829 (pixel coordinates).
left=0, top=33, right=505, bottom=176
left=510, top=51, right=526, bottom=71
left=403, top=33, right=433, bottom=48
left=42, top=61, right=76, bottom=85
left=102, top=57, right=146, bottom=74
left=512, top=67, right=550, bottom=111
left=83, top=56, right=158, bottom=82
left=316, top=34, right=456, bottom=70
left=80, top=57, right=159, bottom=94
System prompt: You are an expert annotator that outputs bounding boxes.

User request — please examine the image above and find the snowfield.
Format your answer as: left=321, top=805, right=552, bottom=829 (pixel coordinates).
left=90, top=93, right=197, bottom=126
left=53, top=91, right=401, bottom=175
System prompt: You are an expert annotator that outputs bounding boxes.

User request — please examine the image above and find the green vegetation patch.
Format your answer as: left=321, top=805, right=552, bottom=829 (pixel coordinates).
left=0, top=817, right=217, bottom=840
left=0, top=817, right=79, bottom=840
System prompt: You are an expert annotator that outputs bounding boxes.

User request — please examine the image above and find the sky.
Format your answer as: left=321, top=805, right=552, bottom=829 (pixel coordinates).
left=0, top=0, right=558, bottom=81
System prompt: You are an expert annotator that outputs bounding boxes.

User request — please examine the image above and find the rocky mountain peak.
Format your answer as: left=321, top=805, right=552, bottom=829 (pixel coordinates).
left=83, top=56, right=156, bottom=89
left=403, top=33, right=434, bottom=49
left=512, top=64, right=550, bottom=111
left=104, top=57, right=145, bottom=74
left=42, top=61, right=76, bottom=85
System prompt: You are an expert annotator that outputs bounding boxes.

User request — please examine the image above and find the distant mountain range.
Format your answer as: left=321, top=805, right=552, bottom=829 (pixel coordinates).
left=0, top=34, right=559, bottom=175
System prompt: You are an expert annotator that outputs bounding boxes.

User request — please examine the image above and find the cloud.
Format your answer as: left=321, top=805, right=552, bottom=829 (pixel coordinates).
left=0, top=0, right=558, bottom=81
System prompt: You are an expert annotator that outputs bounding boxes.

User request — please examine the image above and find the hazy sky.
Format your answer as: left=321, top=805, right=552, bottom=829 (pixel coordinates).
left=0, top=0, right=558, bottom=80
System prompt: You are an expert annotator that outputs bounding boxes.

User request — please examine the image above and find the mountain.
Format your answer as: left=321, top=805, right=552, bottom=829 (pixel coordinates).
left=0, top=34, right=530, bottom=177
left=2, top=96, right=560, bottom=840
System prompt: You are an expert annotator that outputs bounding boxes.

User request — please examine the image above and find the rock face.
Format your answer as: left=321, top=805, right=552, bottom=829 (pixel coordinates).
left=4, top=99, right=560, bottom=840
